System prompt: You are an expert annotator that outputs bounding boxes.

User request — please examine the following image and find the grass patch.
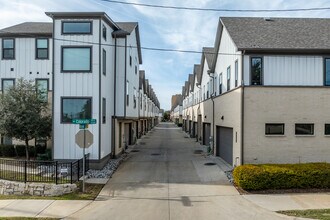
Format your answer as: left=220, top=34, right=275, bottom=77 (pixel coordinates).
left=0, top=182, right=104, bottom=200
left=278, top=209, right=330, bottom=220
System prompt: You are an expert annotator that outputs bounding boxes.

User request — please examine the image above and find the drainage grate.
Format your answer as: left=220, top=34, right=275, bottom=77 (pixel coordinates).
left=131, top=150, right=140, bottom=152
left=151, top=153, right=161, bottom=156
left=204, top=162, right=216, bottom=166
left=194, top=150, right=204, bottom=154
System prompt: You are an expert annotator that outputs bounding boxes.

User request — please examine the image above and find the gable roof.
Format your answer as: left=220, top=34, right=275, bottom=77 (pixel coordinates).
left=193, top=64, right=201, bottom=86
left=116, top=22, right=137, bottom=33
left=0, top=22, right=52, bottom=37
left=188, top=74, right=194, bottom=92
left=199, top=47, right=214, bottom=84
left=221, top=17, right=330, bottom=51
left=204, top=47, right=214, bottom=68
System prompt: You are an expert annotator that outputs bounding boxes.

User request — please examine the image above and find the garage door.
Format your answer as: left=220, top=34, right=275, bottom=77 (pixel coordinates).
left=203, top=123, right=211, bottom=146
left=216, top=126, right=233, bottom=165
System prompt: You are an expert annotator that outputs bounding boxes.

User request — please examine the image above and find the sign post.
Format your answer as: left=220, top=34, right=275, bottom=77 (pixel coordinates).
left=74, top=119, right=96, bottom=192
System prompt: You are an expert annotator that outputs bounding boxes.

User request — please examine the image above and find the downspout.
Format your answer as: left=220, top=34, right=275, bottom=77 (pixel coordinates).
left=240, top=50, right=246, bottom=165
left=51, top=17, right=55, bottom=160
left=124, top=37, right=127, bottom=118
left=112, top=36, right=117, bottom=158
left=208, top=71, right=215, bottom=154
left=98, top=19, right=102, bottom=161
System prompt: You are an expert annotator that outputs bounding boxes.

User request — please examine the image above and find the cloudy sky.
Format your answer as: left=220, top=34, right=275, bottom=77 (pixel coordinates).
left=0, top=0, right=329, bottom=110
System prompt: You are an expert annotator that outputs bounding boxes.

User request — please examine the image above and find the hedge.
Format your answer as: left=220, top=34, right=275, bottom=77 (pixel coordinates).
left=233, top=163, right=330, bottom=190
left=0, top=144, right=46, bottom=158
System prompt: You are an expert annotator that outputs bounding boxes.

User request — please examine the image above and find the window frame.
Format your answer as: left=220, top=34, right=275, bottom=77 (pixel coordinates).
left=235, top=59, right=238, bottom=87
left=265, top=123, right=285, bottom=135
left=227, top=66, right=231, bottom=91
left=219, top=73, right=222, bottom=95
left=61, top=21, right=93, bottom=35
left=35, top=79, right=49, bottom=102
left=61, top=97, right=92, bottom=124
left=250, top=57, right=263, bottom=85
left=324, top=124, right=330, bottom=136
left=324, top=57, right=330, bottom=86
left=2, top=38, right=15, bottom=60
left=102, top=49, right=106, bottom=75
left=61, top=46, right=92, bottom=73
left=126, top=80, right=129, bottom=106
left=35, top=38, right=49, bottom=60
left=102, top=24, right=107, bottom=40
left=102, top=98, right=106, bottom=124
left=1, top=78, right=15, bottom=93
left=295, top=123, right=314, bottom=136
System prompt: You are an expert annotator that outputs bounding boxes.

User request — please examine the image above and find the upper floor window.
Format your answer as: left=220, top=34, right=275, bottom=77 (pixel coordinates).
left=295, top=123, right=314, bottom=135
left=227, top=66, right=231, bottom=91
left=61, top=97, right=92, bottom=123
left=2, top=39, right=15, bottom=59
left=325, top=124, right=330, bottom=135
left=265, top=123, right=284, bottom=135
left=61, top=47, right=92, bottom=72
left=1, top=79, right=15, bottom=93
left=36, top=38, right=48, bottom=59
left=62, top=21, right=92, bottom=34
left=235, top=60, right=238, bottom=87
left=325, top=58, right=330, bottom=86
left=36, top=79, right=48, bottom=102
left=207, top=82, right=209, bottom=99
left=102, top=25, right=107, bottom=40
left=133, top=88, right=137, bottom=108
left=219, top=73, right=222, bottom=94
left=102, top=98, right=106, bottom=124
left=102, top=49, right=106, bottom=75
left=203, top=85, right=205, bottom=100
left=126, top=80, right=129, bottom=106
left=251, top=57, right=262, bottom=85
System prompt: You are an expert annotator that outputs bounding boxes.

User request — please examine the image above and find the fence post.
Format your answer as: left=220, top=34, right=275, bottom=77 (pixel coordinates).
left=24, top=161, right=27, bottom=183
left=55, top=161, right=58, bottom=185
left=77, top=159, right=80, bottom=182
left=70, top=162, right=73, bottom=184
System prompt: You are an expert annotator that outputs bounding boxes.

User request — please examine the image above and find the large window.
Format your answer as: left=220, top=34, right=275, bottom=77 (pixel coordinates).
left=295, top=124, right=314, bottom=135
left=251, top=57, right=262, bottom=85
left=36, top=79, right=48, bottom=102
left=102, top=98, right=106, bottom=124
left=102, top=49, right=106, bottom=75
left=126, top=80, right=129, bottom=106
left=36, top=38, right=48, bottom=59
left=235, top=60, right=238, bottom=87
left=227, top=66, right=231, bottom=91
left=61, top=97, right=92, bottom=123
left=133, top=88, right=137, bottom=108
left=62, top=47, right=91, bottom=72
left=2, top=39, right=14, bottom=59
left=325, top=58, right=330, bottom=86
left=219, top=73, right=222, bottom=94
left=1, top=79, right=15, bottom=93
left=207, top=82, right=209, bottom=99
left=102, top=25, right=107, bottom=40
left=325, top=124, right=330, bottom=135
left=265, top=124, right=284, bottom=135
left=62, top=21, right=92, bottom=34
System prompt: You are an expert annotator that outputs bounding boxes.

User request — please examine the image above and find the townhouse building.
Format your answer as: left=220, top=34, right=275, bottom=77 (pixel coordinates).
left=0, top=12, right=160, bottom=168
left=180, top=17, right=330, bottom=166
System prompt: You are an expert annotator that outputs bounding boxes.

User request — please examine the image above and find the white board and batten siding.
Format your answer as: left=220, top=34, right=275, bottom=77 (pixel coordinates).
left=0, top=38, right=52, bottom=89
left=53, top=19, right=101, bottom=160
left=244, top=55, right=324, bottom=86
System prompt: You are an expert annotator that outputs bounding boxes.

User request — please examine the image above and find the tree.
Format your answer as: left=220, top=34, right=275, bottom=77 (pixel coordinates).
left=0, top=78, right=52, bottom=160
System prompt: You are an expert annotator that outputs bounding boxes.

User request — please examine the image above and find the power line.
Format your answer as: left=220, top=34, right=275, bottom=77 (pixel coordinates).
left=100, top=0, right=330, bottom=12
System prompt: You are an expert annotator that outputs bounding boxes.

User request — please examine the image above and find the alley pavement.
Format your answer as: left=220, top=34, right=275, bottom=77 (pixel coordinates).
left=0, top=122, right=329, bottom=219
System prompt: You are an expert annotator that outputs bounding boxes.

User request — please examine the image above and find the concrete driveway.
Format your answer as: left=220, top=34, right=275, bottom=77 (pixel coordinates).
left=68, top=122, right=296, bottom=220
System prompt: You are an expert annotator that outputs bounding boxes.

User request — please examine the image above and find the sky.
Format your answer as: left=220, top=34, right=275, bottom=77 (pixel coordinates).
left=0, top=0, right=329, bottom=110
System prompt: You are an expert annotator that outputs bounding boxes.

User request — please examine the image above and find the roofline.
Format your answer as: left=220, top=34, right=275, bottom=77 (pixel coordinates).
left=0, top=32, right=52, bottom=38
left=241, top=48, right=330, bottom=54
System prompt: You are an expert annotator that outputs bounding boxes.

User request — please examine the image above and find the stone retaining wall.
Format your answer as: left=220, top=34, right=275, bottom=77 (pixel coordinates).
left=0, top=179, right=77, bottom=196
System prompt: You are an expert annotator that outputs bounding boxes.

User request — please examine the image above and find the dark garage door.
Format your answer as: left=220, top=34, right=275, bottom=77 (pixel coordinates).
left=203, top=123, right=211, bottom=146
left=216, top=126, right=233, bottom=165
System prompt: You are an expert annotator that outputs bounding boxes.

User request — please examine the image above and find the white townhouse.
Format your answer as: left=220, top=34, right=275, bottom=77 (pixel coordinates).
left=180, top=17, right=330, bottom=166
left=0, top=22, right=53, bottom=147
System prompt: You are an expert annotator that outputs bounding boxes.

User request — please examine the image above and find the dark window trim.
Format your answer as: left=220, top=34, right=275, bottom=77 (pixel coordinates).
left=2, top=38, right=15, bottom=60
left=295, top=123, right=314, bottom=135
left=1, top=78, right=15, bottom=92
left=102, top=97, right=106, bottom=124
left=219, top=73, right=222, bottom=95
left=227, top=66, right=231, bottom=91
left=102, top=49, right=106, bottom=75
left=265, top=123, right=285, bottom=135
left=35, top=38, right=49, bottom=60
left=102, top=24, right=107, bottom=40
left=61, top=21, right=93, bottom=35
left=35, top=78, right=49, bottom=102
left=324, top=124, right=330, bottom=135
left=61, top=46, right=92, bottom=73
left=235, top=59, right=238, bottom=87
left=250, top=56, right=263, bottom=85
left=324, top=57, right=330, bottom=86
left=60, top=96, right=93, bottom=124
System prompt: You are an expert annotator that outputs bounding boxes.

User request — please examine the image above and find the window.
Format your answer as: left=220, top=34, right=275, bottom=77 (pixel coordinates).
left=129, top=56, right=132, bottom=66
left=295, top=124, right=314, bottom=135
left=325, top=124, right=330, bottom=135
left=219, top=73, right=222, bottom=94
left=203, top=85, right=205, bottom=100
left=325, top=58, right=330, bottom=86
left=126, top=80, right=129, bottom=106
left=265, top=124, right=284, bottom=135
left=62, top=47, right=91, bottom=72
left=251, top=57, right=262, bottom=85
left=235, top=60, right=238, bottom=87
left=102, top=49, right=106, bottom=75
left=36, top=79, right=48, bottom=102
left=2, top=39, right=14, bottom=59
left=140, top=93, right=143, bottom=109
left=62, top=21, right=92, bottom=34
left=227, top=66, right=231, bottom=91
left=102, top=25, right=107, bottom=40
left=61, top=98, right=92, bottom=123
left=135, top=66, right=137, bottom=75
left=207, top=82, right=209, bottom=99
left=1, top=79, right=15, bottom=93
left=102, top=98, right=106, bottom=123
left=214, top=76, right=217, bottom=96
left=36, top=38, right=48, bottom=59
left=133, top=88, right=137, bottom=108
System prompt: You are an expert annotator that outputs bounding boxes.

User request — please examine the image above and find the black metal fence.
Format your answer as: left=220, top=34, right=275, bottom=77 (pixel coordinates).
left=0, top=154, right=89, bottom=184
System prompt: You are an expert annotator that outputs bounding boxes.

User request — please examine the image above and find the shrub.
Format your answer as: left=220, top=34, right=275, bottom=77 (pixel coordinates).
left=0, top=144, right=46, bottom=158
left=233, top=163, right=330, bottom=190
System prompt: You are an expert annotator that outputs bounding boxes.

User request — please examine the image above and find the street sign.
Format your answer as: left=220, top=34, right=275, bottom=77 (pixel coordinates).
left=72, top=119, right=97, bottom=124
left=79, top=124, right=89, bottom=129
left=75, top=130, right=94, bottom=148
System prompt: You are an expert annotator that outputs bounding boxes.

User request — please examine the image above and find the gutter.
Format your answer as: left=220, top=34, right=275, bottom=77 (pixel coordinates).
left=112, top=36, right=117, bottom=157
left=240, top=50, right=245, bottom=165
left=124, top=37, right=127, bottom=118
